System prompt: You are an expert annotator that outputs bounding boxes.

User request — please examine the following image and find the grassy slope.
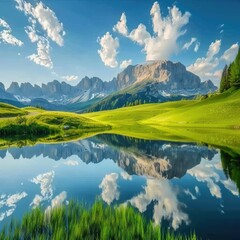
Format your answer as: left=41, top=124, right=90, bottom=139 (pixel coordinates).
left=0, top=106, right=110, bottom=148
left=0, top=103, right=26, bottom=117
left=1, top=89, right=240, bottom=152
left=83, top=88, right=240, bottom=153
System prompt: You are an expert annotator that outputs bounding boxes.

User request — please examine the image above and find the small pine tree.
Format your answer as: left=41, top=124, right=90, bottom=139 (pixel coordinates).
left=220, top=65, right=230, bottom=93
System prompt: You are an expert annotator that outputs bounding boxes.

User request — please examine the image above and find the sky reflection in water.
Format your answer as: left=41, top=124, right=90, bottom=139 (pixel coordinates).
left=0, top=134, right=239, bottom=239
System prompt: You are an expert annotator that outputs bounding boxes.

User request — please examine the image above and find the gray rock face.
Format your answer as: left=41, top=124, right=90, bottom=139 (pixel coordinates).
left=6, top=77, right=117, bottom=105
left=0, top=82, right=16, bottom=100
left=116, top=60, right=217, bottom=94
left=3, top=60, right=217, bottom=109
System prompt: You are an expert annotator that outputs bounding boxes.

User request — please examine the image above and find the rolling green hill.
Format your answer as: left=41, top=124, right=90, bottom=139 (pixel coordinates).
left=0, top=102, right=26, bottom=117
left=1, top=88, right=240, bottom=152
left=83, top=88, right=240, bottom=153
left=0, top=105, right=110, bottom=148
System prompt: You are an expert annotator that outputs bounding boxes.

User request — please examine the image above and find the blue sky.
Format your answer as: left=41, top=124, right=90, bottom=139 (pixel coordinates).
left=0, top=0, right=239, bottom=87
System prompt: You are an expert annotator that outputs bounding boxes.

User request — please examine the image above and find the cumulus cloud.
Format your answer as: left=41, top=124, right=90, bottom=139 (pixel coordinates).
left=113, top=13, right=128, bottom=36
left=0, top=192, right=27, bottom=222
left=25, top=25, right=39, bottom=43
left=28, top=37, right=53, bottom=69
left=129, top=24, right=151, bottom=45
left=98, top=32, right=119, bottom=68
left=16, top=0, right=65, bottom=46
left=99, top=2, right=190, bottom=66
left=187, top=39, right=221, bottom=80
left=188, top=40, right=239, bottom=82
left=127, top=179, right=189, bottom=230
left=45, top=191, right=67, bottom=215
left=63, top=159, right=79, bottom=166
left=120, top=59, right=132, bottom=69
left=15, top=0, right=65, bottom=68
left=30, top=171, right=54, bottom=208
left=121, top=171, right=132, bottom=180
left=61, top=75, right=79, bottom=82
left=221, top=43, right=239, bottom=63
left=221, top=179, right=238, bottom=196
left=187, top=158, right=222, bottom=198
left=144, top=2, right=191, bottom=60
left=99, top=173, right=120, bottom=205
left=0, top=18, right=23, bottom=46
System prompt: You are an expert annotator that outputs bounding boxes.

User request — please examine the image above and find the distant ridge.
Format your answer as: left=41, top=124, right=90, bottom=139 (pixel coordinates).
left=0, top=60, right=217, bottom=112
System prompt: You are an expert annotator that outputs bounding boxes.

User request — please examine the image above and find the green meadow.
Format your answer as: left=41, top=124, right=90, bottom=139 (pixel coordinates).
left=0, top=104, right=110, bottom=148
left=83, top=88, right=240, bottom=154
left=1, top=88, right=240, bottom=153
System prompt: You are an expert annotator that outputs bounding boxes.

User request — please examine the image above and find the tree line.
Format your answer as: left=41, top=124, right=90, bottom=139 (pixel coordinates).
left=220, top=48, right=240, bottom=93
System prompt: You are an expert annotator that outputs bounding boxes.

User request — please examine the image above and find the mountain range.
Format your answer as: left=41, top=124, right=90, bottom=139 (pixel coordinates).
left=0, top=60, right=217, bottom=112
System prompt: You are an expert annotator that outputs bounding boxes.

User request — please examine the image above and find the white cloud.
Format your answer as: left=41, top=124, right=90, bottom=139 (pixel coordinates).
left=30, top=195, right=43, bottom=208
left=187, top=159, right=222, bottom=198
left=195, top=186, right=200, bottom=195
left=187, top=39, right=221, bottom=80
left=205, top=70, right=222, bottom=79
left=63, top=159, right=79, bottom=166
left=187, top=40, right=239, bottom=82
left=221, top=179, right=238, bottom=196
left=0, top=19, right=10, bottom=29
left=207, top=40, right=221, bottom=60
left=28, top=37, right=53, bottom=69
left=98, top=32, right=119, bottom=68
left=98, top=2, right=190, bottom=65
left=25, top=25, right=39, bottom=43
left=15, top=0, right=65, bottom=69
left=16, top=0, right=65, bottom=46
left=143, top=2, right=190, bottom=60
left=127, top=179, right=189, bottom=230
left=183, top=37, right=197, bottom=50
left=0, top=18, right=23, bottom=46
left=120, top=59, right=132, bottom=69
left=30, top=171, right=54, bottom=208
left=221, top=43, right=239, bottom=63
left=129, top=24, right=151, bottom=45
left=113, top=13, right=128, bottom=36
left=194, top=42, right=200, bottom=52
left=61, top=75, right=79, bottom=82
left=128, top=2, right=190, bottom=61
left=45, top=191, right=67, bottom=215
left=0, top=192, right=27, bottom=222
left=121, top=171, right=132, bottom=180
left=184, top=189, right=197, bottom=200
left=99, top=173, right=120, bottom=205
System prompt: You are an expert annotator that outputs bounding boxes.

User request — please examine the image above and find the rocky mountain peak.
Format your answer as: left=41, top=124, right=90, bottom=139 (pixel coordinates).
left=116, top=60, right=216, bottom=92
left=0, top=82, right=5, bottom=91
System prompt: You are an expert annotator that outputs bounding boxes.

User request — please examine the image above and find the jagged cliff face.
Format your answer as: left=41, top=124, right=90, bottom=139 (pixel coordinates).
left=116, top=60, right=217, bottom=93
left=88, top=61, right=217, bottom=112
left=1, top=60, right=217, bottom=110
left=6, top=77, right=117, bottom=104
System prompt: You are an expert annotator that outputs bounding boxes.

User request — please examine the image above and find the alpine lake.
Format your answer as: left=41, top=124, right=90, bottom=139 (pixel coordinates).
left=0, top=133, right=239, bottom=240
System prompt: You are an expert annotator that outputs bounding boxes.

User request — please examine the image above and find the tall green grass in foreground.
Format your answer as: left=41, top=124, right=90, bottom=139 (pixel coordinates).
left=0, top=201, right=196, bottom=240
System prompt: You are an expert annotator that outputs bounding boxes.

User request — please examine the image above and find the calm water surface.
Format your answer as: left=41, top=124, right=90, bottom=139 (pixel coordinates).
left=0, top=134, right=239, bottom=239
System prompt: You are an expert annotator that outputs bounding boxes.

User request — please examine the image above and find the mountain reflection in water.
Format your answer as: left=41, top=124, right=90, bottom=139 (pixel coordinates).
left=0, top=134, right=239, bottom=239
